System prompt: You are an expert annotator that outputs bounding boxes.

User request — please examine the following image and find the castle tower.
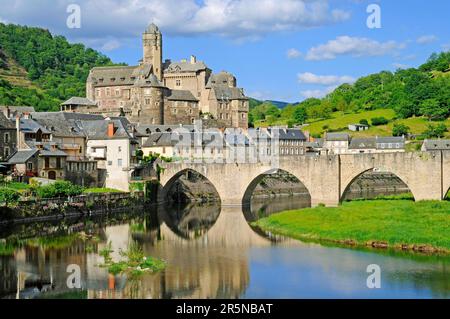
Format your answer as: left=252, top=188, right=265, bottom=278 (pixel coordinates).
left=143, top=23, right=163, bottom=81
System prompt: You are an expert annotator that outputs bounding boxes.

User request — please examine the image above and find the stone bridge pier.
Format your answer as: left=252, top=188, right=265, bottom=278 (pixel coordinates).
left=158, top=151, right=449, bottom=207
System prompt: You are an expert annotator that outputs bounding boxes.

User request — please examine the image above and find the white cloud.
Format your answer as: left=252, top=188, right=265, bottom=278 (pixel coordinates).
left=416, top=35, right=438, bottom=45
left=305, top=36, right=406, bottom=61
left=287, top=48, right=302, bottom=59
left=0, top=0, right=350, bottom=45
left=298, top=72, right=355, bottom=86
left=392, top=63, right=409, bottom=70
left=101, top=39, right=122, bottom=52
left=300, top=86, right=336, bottom=98
left=442, top=43, right=450, bottom=52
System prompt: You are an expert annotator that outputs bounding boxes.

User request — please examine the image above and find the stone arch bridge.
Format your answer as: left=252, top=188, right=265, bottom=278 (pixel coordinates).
left=158, top=152, right=450, bottom=207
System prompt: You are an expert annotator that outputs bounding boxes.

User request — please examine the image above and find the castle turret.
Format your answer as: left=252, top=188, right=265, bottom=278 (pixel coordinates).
left=143, top=23, right=163, bottom=81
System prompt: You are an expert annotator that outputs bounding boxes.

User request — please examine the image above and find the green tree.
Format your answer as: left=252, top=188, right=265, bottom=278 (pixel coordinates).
left=420, top=98, right=448, bottom=121
left=423, top=123, right=448, bottom=138
left=392, top=123, right=410, bottom=137
left=293, top=106, right=307, bottom=124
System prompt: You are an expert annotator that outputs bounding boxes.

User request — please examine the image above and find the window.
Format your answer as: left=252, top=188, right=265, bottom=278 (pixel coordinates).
left=96, top=89, right=101, bottom=97
left=117, top=159, right=123, bottom=167
left=56, top=158, right=61, bottom=169
left=4, top=147, right=10, bottom=158
left=115, top=89, right=120, bottom=96
left=241, top=113, right=246, bottom=119
left=27, top=162, right=33, bottom=171
left=145, top=99, right=151, bottom=105
left=108, top=161, right=113, bottom=166
left=176, top=80, right=181, bottom=86
left=118, top=146, right=122, bottom=152
left=106, top=88, right=111, bottom=96
left=4, top=133, right=10, bottom=143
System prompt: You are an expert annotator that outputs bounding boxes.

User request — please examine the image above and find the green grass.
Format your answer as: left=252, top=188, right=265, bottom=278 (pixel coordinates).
left=83, top=188, right=122, bottom=194
left=254, top=200, right=450, bottom=252
left=1, top=182, right=30, bottom=191
left=255, top=108, right=450, bottom=138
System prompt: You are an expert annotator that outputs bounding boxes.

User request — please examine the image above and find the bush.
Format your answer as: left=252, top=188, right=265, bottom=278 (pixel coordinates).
left=36, top=181, right=83, bottom=199
left=392, top=123, right=410, bottom=137
left=0, top=188, right=21, bottom=207
left=371, top=117, right=389, bottom=126
left=359, top=119, right=369, bottom=126
left=423, top=123, right=448, bottom=139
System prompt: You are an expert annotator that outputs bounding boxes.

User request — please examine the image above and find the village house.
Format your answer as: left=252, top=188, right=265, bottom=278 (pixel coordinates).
left=0, top=112, right=16, bottom=161
left=78, top=119, right=139, bottom=191
left=348, top=136, right=405, bottom=154
left=31, top=112, right=103, bottom=187
left=7, top=114, right=68, bottom=181
left=421, top=139, right=450, bottom=151
left=322, top=133, right=351, bottom=155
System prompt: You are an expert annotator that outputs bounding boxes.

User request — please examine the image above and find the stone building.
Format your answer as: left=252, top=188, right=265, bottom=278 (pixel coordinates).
left=0, top=112, right=16, bottom=161
left=65, top=23, right=248, bottom=128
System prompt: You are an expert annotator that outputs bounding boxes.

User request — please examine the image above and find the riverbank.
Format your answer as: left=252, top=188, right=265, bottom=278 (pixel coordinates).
left=254, top=200, right=450, bottom=254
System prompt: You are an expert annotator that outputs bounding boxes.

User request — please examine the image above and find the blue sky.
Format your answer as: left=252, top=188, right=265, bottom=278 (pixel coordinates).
left=0, top=0, right=449, bottom=102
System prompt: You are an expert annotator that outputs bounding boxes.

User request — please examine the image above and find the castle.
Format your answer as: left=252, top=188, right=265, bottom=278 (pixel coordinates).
left=62, top=23, right=249, bottom=128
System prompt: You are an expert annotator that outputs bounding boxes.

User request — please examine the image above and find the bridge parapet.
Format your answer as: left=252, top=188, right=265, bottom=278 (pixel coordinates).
left=158, top=152, right=447, bottom=207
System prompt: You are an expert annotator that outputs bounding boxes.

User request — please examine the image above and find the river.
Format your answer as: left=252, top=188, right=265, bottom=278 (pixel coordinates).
left=0, top=197, right=449, bottom=299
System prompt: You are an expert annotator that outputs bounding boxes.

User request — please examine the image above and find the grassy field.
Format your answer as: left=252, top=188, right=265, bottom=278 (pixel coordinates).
left=254, top=200, right=450, bottom=253
left=255, top=108, right=450, bottom=138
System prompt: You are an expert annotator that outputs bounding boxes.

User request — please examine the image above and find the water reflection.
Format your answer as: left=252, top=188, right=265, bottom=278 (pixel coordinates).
left=0, top=197, right=449, bottom=299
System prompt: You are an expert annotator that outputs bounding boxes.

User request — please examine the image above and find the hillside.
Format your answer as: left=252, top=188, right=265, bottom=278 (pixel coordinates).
left=251, top=52, right=450, bottom=139
left=0, top=23, right=121, bottom=111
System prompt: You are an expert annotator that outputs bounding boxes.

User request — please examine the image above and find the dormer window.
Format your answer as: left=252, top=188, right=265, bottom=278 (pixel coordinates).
left=111, top=78, right=116, bottom=82
left=121, top=77, right=125, bottom=81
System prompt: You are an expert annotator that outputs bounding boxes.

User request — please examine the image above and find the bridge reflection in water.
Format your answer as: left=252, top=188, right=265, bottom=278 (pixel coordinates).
left=1, top=196, right=450, bottom=299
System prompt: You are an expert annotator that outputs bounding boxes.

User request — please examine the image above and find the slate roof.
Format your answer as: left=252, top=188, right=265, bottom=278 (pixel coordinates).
left=278, top=128, right=307, bottom=141
left=0, top=106, right=35, bottom=119
left=77, top=119, right=135, bottom=140
left=164, top=61, right=208, bottom=73
left=166, top=90, right=198, bottom=102
left=349, top=138, right=377, bottom=149
left=88, top=64, right=154, bottom=87
left=31, top=112, right=103, bottom=138
left=376, top=136, right=405, bottom=144
left=25, top=141, right=68, bottom=157
left=326, top=133, right=350, bottom=141
left=0, top=112, right=14, bottom=129
left=61, top=97, right=97, bottom=106
left=206, top=72, right=235, bottom=88
left=212, top=86, right=248, bottom=101
left=136, top=124, right=195, bottom=136
left=7, top=149, right=39, bottom=164
left=422, top=139, right=450, bottom=150
left=19, top=118, right=51, bottom=134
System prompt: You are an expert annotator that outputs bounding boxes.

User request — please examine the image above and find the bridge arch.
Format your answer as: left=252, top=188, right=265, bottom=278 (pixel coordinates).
left=340, top=168, right=415, bottom=202
left=241, top=168, right=312, bottom=206
left=159, top=168, right=222, bottom=204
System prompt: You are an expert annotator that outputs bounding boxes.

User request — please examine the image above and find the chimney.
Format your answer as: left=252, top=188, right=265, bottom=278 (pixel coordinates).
left=190, top=55, right=197, bottom=64
left=107, top=122, right=115, bottom=138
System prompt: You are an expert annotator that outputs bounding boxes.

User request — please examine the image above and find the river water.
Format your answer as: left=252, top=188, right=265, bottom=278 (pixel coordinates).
left=0, top=197, right=449, bottom=299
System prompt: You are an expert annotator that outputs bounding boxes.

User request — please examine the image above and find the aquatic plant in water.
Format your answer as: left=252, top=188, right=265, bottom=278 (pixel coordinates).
left=99, top=241, right=165, bottom=276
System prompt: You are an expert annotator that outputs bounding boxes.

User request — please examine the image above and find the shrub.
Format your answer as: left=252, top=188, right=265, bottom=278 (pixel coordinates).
left=0, top=188, right=21, bottom=207
left=371, top=117, right=389, bottom=126
left=359, top=119, right=369, bottom=126
left=423, top=123, right=448, bottom=139
left=36, top=181, right=83, bottom=199
left=392, top=123, right=410, bottom=137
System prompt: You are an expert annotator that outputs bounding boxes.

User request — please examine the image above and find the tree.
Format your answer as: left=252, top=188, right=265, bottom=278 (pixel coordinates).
left=293, top=106, right=307, bottom=124
left=371, top=117, right=389, bottom=126
left=392, top=123, right=410, bottom=137
left=423, top=123, right=448, bottom=139
left=420, top=98, right=449, bottom=121
left=359, top=119, right=369, bottom=126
